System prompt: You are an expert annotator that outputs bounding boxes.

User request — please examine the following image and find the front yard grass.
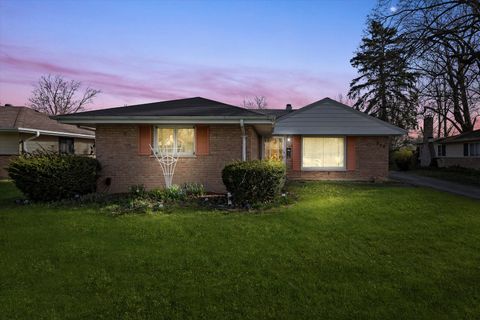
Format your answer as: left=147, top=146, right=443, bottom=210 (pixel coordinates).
left=1, top=180, right=479, bottom=319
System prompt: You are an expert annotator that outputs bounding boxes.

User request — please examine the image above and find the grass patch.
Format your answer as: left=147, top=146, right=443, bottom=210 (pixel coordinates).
left=411, top=167, right=480, bottom=186
left=0, top=180, right=479, bottom=319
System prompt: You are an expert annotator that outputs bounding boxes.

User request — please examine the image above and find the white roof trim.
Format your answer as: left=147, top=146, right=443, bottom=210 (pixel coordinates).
left=0, top=127, right=95, bottom=139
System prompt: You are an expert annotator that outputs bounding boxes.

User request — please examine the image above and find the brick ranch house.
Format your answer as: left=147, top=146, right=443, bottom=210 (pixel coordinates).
left=0, top=106, right=95, bottom=179
left=56, top=97, right=406, bottom=193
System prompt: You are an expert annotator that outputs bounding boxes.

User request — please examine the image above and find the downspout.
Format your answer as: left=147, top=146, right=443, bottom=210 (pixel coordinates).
left=22, top=130, right=40, bottom=153
left=240, top=119, right=246, bottom=161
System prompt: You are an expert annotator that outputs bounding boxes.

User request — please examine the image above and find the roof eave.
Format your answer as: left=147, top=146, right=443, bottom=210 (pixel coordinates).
left=272, top=129, right=406, bottom=136
left=55, top=115, right=274, bottom=125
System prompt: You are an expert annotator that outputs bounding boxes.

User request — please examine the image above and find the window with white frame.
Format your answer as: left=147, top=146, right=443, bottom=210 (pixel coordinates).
left=154, top=126, right=195, bottom=156
left=302, top=137, right=345, bottom=169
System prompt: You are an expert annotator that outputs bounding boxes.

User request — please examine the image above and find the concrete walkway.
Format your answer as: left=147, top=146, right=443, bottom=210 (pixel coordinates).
left=389, top=171, right=480, bottom=200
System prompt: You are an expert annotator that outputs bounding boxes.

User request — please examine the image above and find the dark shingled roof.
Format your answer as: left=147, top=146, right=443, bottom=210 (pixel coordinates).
left=0, top=106, right=94, bottom=136
left=254, top=109, right=291, bottom=118
left=60, top=97, right=267, bottom=118
left=435, top=129, right=480, bottom=144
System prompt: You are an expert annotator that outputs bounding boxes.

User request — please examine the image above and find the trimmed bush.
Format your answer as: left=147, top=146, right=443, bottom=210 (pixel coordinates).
left=222, top=160, right=286, bottom=206
left=7, top=152, right=100, bottom=201
left=392, top=148, right=414, bottom=171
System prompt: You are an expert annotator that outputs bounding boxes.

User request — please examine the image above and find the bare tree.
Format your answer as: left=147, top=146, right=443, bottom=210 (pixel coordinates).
left=28, top=74, right=100, bottom=115
left=242, top=96, right=268, bottom=109
left=376, top=0, right=480, bottom=133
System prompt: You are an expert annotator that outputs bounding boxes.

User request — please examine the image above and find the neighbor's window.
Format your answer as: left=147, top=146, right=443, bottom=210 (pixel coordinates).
left=155, top=126, right=195, bottom=156
left=437, top=144, right=446, bottom=157
left=467, top=142, right=480, bottom=157
left=302, top=137, right=345, bottom=169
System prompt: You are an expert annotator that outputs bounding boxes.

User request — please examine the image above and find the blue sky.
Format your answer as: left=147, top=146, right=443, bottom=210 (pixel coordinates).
left=0, top=0, right=377, bottom=109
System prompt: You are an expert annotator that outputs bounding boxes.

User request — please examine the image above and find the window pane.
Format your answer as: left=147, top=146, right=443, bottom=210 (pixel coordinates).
left=264, top=137, right=284, bottom=160
left=324, top=137, right=344, bottom=167
left=303, top=138, right=324, bottom=167
left=303, top=137, right=344, bottom=168
left=157, top=128, right=175, bottom=150
left=176, top=128, right=194, bottom=154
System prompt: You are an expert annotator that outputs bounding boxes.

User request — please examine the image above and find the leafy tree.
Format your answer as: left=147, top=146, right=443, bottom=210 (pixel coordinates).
left=348, top=20, right=418, bottom=129
left=29, top=74, right=100, bottom=115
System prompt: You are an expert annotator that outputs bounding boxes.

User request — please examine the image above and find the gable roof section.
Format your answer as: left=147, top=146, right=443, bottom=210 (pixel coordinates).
left=55, top=97, right=273, bottom=124
left=273, top=98, right=407, bottom=136
left=435, top=129, right=480, bottom=144
left=0, top=106, right=95, bottom=138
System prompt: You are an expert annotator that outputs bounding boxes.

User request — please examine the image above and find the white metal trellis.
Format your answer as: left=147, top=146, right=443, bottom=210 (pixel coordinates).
left=150, top=144, right=180, bottom=188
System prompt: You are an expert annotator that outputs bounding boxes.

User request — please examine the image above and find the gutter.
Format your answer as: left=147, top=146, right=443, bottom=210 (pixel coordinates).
left=0, top=127, right=95, bottom=139
left=240, top=119, right=247, bottom=161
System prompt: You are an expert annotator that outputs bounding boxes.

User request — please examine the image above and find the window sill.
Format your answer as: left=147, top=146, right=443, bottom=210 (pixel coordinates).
left=149, top=154, right=197, bottom=158
left=301, top=167, right=347, bottom=172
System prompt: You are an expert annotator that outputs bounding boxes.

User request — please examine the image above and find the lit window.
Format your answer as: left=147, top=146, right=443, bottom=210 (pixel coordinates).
left=154, top=127, right=195, bottom=156
left=302, top=137, right=345, bottom=169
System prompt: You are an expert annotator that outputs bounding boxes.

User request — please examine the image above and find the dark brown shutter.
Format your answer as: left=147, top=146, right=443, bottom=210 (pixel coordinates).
left=195, top=125, right=209, bottom=155
left=138, top=125, right=152, bottom=155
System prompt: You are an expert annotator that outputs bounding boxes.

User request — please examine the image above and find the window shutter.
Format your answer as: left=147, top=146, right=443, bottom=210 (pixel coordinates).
left=138, top=125, right=152, bottom=155
left=195, top=125, right=209, bottom=155
left=292, top=135, right=301, bottom=171
left=346, top=136, right=357, bottom=171
left=464, top=143, right=469, bottom=156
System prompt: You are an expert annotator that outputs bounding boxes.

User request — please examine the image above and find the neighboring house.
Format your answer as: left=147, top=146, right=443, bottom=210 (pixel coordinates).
left=433, top=130, right=480, bottom=169
left=56, top=97, right=405, bottom=193
left=0, top=106, right=96, bottom=179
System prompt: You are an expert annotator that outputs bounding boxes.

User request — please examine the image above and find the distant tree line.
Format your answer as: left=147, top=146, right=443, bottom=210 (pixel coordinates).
left=348, top=0, right=479, bottom=135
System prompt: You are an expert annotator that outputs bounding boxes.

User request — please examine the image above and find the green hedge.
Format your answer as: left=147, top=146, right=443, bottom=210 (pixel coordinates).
left=8, top=153, right=101, bottom=201
left=222, top=160, right=286, bottom=206
left=392, top=148, right=414, bottom=171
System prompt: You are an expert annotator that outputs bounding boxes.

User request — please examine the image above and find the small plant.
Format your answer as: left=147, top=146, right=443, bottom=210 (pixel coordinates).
left=128, top=184, right=146, bottom=197
left=392, top=147, right=414, bottom=171
left=182, top=183, right=205, bottom=197
left=163, top=184, right=185, bottom=202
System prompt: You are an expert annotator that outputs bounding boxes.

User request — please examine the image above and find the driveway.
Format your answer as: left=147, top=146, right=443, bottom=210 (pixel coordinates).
left=389, top=171, right=480, bottom=200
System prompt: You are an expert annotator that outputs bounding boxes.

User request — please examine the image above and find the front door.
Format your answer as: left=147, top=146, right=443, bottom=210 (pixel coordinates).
left=264, top=137, right=285, bottom=161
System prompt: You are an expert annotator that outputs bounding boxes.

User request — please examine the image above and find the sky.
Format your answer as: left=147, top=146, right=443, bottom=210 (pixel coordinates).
left=0, top=0, right=377, bottom=110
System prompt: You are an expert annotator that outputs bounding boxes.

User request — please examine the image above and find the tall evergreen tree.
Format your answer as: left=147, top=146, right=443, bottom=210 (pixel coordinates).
left=348, top=20, right=418, bottom=129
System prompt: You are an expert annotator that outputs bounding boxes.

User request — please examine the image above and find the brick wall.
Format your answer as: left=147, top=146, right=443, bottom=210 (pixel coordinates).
left=0, top=155, right=16, bottom=179
left=287, top=136, right=390, bottom=181
left=96, top=124, right=259, bottom=193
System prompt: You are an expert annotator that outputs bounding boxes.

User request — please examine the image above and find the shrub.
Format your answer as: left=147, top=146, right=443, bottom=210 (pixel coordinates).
left=7, top=152, right=100, bottom=201
left=222, top=160, right=286, bottom=206
left=392, top=148, right=414, bottom=171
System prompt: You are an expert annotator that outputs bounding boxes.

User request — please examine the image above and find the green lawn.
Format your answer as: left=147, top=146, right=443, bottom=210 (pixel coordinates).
left=1, top=180, right=479, bottom=319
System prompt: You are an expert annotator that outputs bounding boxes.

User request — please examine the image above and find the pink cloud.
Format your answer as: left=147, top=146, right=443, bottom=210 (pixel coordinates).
left=0, top=44, right=351, bottom=110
